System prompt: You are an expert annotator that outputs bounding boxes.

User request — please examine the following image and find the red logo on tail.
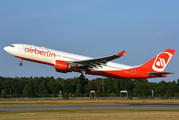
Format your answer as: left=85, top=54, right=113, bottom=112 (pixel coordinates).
left=152, top=52, right=172, bottom=72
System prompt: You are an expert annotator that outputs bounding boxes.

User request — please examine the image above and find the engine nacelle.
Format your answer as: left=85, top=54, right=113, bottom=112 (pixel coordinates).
left=55, top=60, right=73, bottom=73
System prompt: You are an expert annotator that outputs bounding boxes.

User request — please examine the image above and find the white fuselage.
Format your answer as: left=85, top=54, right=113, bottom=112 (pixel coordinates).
left=4, top=44, right=133, bottom=71
left=4, top=44, right=175, bottom=79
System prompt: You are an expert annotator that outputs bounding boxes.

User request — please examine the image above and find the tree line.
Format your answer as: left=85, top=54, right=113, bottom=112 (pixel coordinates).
left=0, top=76, right=179, bottom=98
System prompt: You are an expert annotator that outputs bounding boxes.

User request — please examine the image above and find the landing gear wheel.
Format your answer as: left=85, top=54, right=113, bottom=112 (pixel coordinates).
left=79, top=74, right=85, bottom=80
left=19, top=63, right=23, bottom=66
left=84, top=78, right=89, bottom=83
left=79, top=74, right=89, bottom=83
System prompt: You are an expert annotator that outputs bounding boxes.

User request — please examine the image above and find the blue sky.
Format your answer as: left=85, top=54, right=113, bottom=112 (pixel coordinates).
left=1, top=0, right=179, bottom=82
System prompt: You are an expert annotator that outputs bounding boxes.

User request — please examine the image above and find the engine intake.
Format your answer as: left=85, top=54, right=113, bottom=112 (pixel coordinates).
left=55, top=60, right=73, bottom=73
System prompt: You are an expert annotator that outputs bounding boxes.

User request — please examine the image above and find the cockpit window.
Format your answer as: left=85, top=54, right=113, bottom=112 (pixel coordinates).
left=10, top=45, right=14, bottom=47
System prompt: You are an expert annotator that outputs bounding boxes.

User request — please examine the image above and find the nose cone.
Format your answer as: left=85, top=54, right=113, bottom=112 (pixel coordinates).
left=4, top=46, right=12, bottom=54
left=4, top=46, right=8, bottom=52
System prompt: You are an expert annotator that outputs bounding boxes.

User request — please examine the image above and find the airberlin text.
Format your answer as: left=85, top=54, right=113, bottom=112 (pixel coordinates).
left=24, top=47, right=56, bottom=58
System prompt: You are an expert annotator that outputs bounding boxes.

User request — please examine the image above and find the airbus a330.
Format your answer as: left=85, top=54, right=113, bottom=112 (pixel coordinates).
left=4, top=44, right=175, bottom=82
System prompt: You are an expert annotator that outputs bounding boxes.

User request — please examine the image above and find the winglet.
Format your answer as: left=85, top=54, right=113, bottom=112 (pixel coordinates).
left=116, top=51, right=126, bottom=56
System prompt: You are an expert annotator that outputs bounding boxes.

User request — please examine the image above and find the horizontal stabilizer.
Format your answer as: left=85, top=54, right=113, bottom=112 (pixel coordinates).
left=148, top=71, right=173, bottom=77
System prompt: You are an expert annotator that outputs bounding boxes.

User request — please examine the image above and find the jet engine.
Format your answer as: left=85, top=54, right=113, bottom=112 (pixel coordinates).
left=54, top=60, right=73, bottom=73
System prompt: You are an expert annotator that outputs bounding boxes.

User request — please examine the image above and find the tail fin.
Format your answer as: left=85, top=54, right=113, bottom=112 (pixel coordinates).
left=138, top=49, right=175, bottom=72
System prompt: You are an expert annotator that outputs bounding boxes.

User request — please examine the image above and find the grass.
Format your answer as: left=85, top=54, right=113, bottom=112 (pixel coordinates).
left=0, top=99, right=179, bottom=120
left=0, top=109, right=179, bottom=120
left=0, top=99, right=179, bottom=106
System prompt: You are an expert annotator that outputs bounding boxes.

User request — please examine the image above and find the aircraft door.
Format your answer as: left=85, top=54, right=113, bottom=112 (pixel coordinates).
left=131, top=68, right=136, bottom=75
left=18, top=45, right=25, bottom=52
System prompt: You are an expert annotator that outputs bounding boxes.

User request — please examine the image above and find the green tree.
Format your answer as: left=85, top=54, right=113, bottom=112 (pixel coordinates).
left=95, top=91, right=101, bottom=97
left=23, top=85, right=29, bottom=97
left=38, top=79, right=48, bottom=97
left=76, top=83, right=81, bottom=97
left=1, top=89, right=7, bottom=98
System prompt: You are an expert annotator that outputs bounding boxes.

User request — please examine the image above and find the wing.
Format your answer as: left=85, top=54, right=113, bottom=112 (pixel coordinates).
left=71, top=51, right=126, bottom=70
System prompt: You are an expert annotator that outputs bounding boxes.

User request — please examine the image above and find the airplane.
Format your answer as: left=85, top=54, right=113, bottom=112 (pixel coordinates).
left=4, top=44, right=175, bottom=82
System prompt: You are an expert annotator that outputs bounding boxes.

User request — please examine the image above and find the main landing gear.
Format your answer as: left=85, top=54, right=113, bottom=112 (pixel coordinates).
left=19, top=58, right=23, bottom=66
left=79, top=68, right=89, bottom=83
left=79, top=74, right=89, bottom=83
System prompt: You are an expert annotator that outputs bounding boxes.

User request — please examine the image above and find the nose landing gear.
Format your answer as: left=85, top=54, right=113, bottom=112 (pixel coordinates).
left=19, top=58, right=23, bottom=66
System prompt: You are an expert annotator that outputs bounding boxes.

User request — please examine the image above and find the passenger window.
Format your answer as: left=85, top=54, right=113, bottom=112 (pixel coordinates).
left=10, top=45, right=14, bottom=47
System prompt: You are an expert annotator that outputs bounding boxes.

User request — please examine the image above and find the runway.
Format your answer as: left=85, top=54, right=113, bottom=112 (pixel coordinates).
left=0, top=104, right=179, bottom=111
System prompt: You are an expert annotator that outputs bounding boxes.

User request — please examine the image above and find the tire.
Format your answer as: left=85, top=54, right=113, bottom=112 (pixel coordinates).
left=19, top=63, right=23, bottom=66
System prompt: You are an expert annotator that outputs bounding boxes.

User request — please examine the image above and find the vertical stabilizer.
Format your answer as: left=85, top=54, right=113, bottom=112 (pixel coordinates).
left=138, top=49, right=175, bottom=72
